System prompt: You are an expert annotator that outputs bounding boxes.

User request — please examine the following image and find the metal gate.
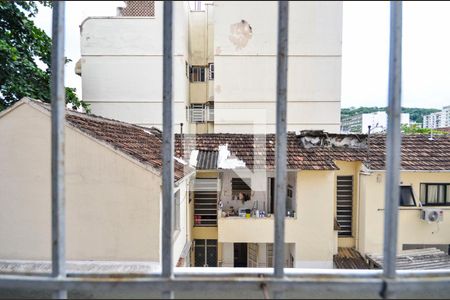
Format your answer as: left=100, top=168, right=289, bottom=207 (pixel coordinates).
left=194, top=239, right=217, bottom=267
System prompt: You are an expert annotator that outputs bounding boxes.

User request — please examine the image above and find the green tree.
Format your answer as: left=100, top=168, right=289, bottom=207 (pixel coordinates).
left=401, top=124, right=448, bottom=135
left=0, top=1, right=89, bottom=111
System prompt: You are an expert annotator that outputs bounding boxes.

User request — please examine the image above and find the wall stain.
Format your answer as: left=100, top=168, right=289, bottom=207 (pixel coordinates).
left=229, top=20, right=253, bottom=50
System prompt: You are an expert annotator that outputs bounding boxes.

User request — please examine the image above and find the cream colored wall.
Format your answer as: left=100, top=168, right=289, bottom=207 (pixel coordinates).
left=358, top=171, right=450, bottom=255
left=173, top=180, right=190, bottom=266
left=0, top=103, right=166, bottom=263
left=80, top=1, right=190, bottom=129
left=190, top=83, right=208, bottom=104
left=189, top=11, right=207, bottom=66
left=213, top=1, right=342, bottom=133
left=218, top=170, right=335, bottom=268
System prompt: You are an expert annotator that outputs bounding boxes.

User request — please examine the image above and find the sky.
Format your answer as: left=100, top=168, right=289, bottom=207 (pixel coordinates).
left=33, top=1, right=450, bottom=109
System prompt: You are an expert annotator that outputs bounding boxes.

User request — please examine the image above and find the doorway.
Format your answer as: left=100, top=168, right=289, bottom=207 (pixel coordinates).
left=234, top=243, right=248, bottom=267
left=269, top=177, right=275, bottom=213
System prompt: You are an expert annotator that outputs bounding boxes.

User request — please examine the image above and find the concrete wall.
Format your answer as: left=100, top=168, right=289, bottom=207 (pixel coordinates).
left=80, top=1, right=190, bottom=129
left=218, top=170, right=335, bottom=268
left=213, top=1, right=342, bottom=133
left=358, top=171, right=450, bottom=255
left=0, top=102, right=188, bottom=267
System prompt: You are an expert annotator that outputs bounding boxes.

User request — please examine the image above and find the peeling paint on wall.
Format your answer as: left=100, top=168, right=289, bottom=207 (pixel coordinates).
left=229, top=20, right=253, bottom=50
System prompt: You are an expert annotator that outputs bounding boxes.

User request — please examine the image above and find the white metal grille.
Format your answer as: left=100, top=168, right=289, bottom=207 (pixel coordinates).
left=189, top=104, right=205, bottom=123
left=336, top=176, right=353, bottom=236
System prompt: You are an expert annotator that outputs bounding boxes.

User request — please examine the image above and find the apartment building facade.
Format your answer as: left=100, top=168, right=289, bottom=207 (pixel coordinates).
left=423, top=105, right=450, bottom=129
left=78, top=1, right=343, bottom=134
left=341, top=111, right=410, bottom=133
left=1, top=99, right=450, bottom=270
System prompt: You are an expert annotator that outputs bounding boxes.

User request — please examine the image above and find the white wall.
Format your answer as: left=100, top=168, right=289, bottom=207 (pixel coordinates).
left=80, top=1, right=190, bottom=129
left=213, top=1, right=343, bottom=133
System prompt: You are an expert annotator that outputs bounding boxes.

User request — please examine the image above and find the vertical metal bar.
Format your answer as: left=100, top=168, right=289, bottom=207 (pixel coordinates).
left=51, top=1, right=67, bottom=299
left=383, top=0, right=402, bottom=288
left=162, top=1, right=174, bottom=299
left=274, top=0, right=289, bottom=283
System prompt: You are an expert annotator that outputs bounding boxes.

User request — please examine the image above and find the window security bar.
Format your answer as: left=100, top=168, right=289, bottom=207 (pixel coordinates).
left=50, top=2, right=67, bottom=299
left=0, top=1, right=450, bottom=299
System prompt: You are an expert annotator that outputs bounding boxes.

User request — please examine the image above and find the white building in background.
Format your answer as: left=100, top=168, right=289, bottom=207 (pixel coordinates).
left=341, top=111, right=410, bottom=134
left=423, top=106, right=450, bottom=129
left=77, top=1, right=343, bottom=134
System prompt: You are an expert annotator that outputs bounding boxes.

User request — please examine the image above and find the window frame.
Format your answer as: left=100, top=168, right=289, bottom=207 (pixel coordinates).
left=190, top=66, right=206, bottom=82
left=420, top=183, right=450, bottom=206
left=208, top=63, right=214, bottom=80
left=399, top=185, right=417, bottom=207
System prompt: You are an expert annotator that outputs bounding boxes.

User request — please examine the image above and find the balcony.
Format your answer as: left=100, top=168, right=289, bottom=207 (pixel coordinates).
left=218, top=214, right=296, bottom=243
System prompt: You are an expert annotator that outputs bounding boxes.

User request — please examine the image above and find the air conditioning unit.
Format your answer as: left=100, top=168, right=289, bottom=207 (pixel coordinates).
left=420, top=208, right=444, bottom=223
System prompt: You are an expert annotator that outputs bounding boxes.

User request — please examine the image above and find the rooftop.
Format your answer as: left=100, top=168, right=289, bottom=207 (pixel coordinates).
left=10, top=99, right=450, bottom=175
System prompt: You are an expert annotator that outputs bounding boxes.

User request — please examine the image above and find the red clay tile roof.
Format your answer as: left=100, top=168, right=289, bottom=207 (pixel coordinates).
left=27, top=99, right=450, bottom=173
left=176, top=131, right=450, bottom=171
left=30, top=100, right=191, bottom=181
left=176, top=133, right=339, bottom=171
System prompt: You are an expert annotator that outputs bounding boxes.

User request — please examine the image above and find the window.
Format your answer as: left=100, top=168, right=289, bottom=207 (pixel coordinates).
left=194, top=178, right=218, bottom=227
left=189, top=104, right=205, bottom=123
left=185, top=61, right=189, bottom=78
left=208, top=63, right=214, bottom=80
left=420, top=183, right=450, bottom=206
left=286, top=184, right=294, bottom=216
left=399, top=186, right=416, bottom=207
left=336, top=176, right=353, bottom=237
left=190, top=66, right=206, bottom=82
left=231, top=178, right=251, bottom=201
left=266, top=244, right=274, bottom=268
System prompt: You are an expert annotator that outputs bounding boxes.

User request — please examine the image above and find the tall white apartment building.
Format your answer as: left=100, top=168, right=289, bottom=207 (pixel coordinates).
left=341, top=111, right=410, bottom=134
left=423, top=106, right=450, bottom=129
left=77, top=1, right=343, bottom=134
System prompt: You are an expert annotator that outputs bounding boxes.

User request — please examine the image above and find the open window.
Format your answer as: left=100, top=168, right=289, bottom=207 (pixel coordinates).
left=399, top=186, right=416, bottom=207
left=231, top=178, right=251, bottom=202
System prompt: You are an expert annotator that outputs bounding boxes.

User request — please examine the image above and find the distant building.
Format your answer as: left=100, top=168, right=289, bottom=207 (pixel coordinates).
left=423, top=106, right=450, bottom=129
left=77, top=1, right=343, bottom=134
left=341, top=111, right=410, bottom=133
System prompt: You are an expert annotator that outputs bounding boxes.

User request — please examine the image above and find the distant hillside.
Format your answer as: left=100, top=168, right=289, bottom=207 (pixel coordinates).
left=341, top=107, right=440, bottom=124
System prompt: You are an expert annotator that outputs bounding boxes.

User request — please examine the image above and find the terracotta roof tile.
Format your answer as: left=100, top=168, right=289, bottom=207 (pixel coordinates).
left=31, top=100, right=191, bottom=181
left=28, top=100, right=450, bottom=173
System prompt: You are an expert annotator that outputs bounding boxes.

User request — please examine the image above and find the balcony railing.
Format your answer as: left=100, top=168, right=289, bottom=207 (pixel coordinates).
left=188, top=106, right=214, bottom=123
